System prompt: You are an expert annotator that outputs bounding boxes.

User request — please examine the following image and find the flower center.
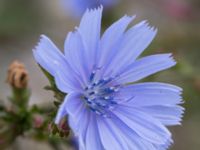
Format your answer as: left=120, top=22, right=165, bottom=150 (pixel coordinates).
left=82, top=70, right=120, bottom=117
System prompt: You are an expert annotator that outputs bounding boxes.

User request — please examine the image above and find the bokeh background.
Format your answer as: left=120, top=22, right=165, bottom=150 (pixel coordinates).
left=0, top=0, right=200, bottom=149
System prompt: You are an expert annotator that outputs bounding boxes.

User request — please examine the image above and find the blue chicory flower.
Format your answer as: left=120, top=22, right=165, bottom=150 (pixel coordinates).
left=60, top=0, right=118, bottom=16
left=33, top=6, right=184, bottom=150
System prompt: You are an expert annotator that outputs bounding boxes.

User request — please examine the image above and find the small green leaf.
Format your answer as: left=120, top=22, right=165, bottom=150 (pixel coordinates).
left=53, top=101, right=61, bottom=107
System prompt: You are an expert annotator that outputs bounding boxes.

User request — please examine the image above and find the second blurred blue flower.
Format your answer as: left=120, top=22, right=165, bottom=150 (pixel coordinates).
left=60, top=0, right=118, bottom=16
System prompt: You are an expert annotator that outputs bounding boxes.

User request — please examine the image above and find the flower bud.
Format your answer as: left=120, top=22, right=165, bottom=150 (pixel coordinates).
left=33, top=115, right=44, bottom=128
left=58, top=118, right=70, bottom=137
left=7, top=61, right=29, bottom=89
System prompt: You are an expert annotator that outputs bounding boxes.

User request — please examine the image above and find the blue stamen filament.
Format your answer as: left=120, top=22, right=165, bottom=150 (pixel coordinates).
left=82, top=70, right=120, bottom=117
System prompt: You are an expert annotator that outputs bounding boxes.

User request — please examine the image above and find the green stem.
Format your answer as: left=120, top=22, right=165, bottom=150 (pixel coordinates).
left=11, top=87, right=30, bottom=108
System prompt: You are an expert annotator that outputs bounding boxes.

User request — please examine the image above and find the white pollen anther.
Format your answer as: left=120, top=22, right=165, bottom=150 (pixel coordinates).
left=104, top=96, right=109, bottom=100
left=88, top=99, right=92, bottom=102
left=94, top=81, right=99, bottom=85
left=110, top=87, right=115, bottom=90
left=114, top=88, right=119, bottom=92
left=94, top=90, right=98, bottom=94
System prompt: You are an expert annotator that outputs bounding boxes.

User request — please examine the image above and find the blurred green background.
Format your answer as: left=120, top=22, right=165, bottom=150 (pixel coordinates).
left=0, top=0, right=200, bottom=149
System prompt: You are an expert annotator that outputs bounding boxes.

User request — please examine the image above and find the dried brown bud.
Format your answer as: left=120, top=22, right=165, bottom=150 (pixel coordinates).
left=7, top=61, right=29, bottom=89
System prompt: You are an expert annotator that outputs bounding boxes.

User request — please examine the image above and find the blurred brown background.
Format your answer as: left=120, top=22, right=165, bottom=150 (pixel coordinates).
left=0, top=0, right=200, bottom=149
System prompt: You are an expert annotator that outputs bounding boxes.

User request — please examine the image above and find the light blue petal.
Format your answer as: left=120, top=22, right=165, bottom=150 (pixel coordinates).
left=55, top=95, right=69, bottom=124
left=125, top=82, right=182, bottom=93
left=64, top=93, right=83, bottom=118
left=116, top=54, right=176, bottom=83
left=75, top=109, right=90, bottom=150
left=55, top=93, right=82, bottom=124
left=64, top=93, right=90, bottom=149
left=114, top=82, right=183, bottom=142
left=97, top=15, right=135, bottom=76
left=113, top=107, right=171, bottom=145
left=85, top=114, right=104, bottom=150
left=97, top=115, right=147, bottom=150
left=155, top=138, right=173, bottom=150
left=110, top=113, right=160, bottom=150
left=54, top=68, right=83, bottom=93
left=77, top=6, right=103, bottom=72
left=96, top=116, right=126, bottom=150
left=33, top=35, right=81, bottom=92
left=140, top=106, right=184, bottom=126
left=33, top=35, right=66, bottom=76
left=118, top=82, right=183, bottom=106
left=104, top=21, right=157, bottom=77
left=64, top=31, right=90, bottom=86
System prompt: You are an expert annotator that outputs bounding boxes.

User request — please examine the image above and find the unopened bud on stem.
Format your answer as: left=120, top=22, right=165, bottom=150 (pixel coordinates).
left=7, top=61, right=29, bottom=89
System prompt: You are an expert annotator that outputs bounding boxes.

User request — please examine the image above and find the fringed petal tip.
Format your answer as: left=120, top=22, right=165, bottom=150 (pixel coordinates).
left=32, top=34, right=51, bottom=56
left=123, top=14, right=136, bottom=22
left=84, top=5, right=103, bottom=14
left=134, top=19, right=158, bottom=33
left=163, top=53, right=177, bottom=67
